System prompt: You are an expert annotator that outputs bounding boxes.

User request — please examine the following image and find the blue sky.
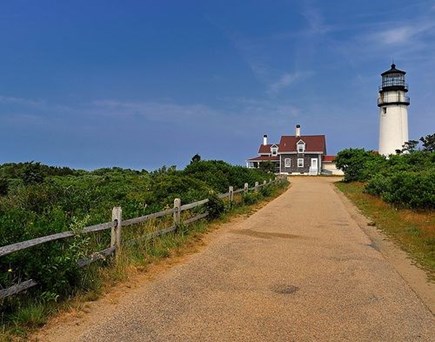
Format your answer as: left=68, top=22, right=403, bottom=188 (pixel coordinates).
left=1, top=0, right=434, bottom=170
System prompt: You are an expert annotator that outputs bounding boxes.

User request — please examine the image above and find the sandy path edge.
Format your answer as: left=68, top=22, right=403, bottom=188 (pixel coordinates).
left=332, top=181, right=435, bottom=314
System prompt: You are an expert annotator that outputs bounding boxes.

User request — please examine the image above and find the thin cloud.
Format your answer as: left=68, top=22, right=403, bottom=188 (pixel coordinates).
left=0, top=95, right=44, bottom=107
left=301, top=2, right=331, bottom=35
left=91, top=100, right=218, bottom=123
left=267, top=71, right=313, bottom=94
left=373, top=22, right=435, bottom=45
left=1, top=93, right=304, bottom=141
left=333, top=12, right=435, bottom=68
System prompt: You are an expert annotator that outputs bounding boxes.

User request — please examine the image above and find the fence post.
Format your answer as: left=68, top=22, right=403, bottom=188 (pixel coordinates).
left=244, top=183, right=249, bottom=193
left=229, top=186, right=234, bottom=203
left=255, top=181, right=259, bottom=192
left=111, top=207, right=122, bottom=250
left=173, top=198, right=181, bottom=226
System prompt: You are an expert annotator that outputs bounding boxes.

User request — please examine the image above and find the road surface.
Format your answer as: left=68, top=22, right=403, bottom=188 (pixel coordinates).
left=37, top=177, right=434, bottom=341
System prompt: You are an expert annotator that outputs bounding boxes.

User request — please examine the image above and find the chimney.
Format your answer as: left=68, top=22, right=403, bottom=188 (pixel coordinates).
left=263, top=134, right=268, bottom=145
left=296, top=124, right=301, bottom=137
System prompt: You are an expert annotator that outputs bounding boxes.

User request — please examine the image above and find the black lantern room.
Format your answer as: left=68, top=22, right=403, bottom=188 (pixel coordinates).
left=380, top=64, right=408, bottom=92
left=378, top=63, right=410, bottom=107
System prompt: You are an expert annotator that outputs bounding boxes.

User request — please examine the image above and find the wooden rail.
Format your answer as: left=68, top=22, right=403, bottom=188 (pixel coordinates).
left=0, top=179, right=281, bottom=299
left=122, top=208, right=177, bottom=227
left=0, top=221, right=116, bottom=258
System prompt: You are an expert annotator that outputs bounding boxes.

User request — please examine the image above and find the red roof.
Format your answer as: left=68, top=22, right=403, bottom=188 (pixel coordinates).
left=323, top=155, right=336, bottom=162
left=258, top=144, right=272, bottom=154
left=279, top=135, right=326, bottom=153
left=247, top=155, right=279, bottom=161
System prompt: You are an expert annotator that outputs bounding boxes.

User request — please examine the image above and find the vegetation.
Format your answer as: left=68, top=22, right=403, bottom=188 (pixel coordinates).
left=335, top=133, right=435, bottom=209
left=0, top=158, right=286, bottom=336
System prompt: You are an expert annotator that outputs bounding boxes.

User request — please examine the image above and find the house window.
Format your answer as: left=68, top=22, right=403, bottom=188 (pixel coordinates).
left=297, top=158, right=304, bottom=168
left=271, top=146, right=278, bottom=156
left=284, top=158, right=291, bottom=168
left=297, top=142, right=305, bottom=153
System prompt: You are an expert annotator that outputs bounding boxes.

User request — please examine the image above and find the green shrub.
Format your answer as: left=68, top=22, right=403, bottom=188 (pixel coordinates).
left=260, top=184, right=274, bottom=197
left=242, top=191, right=262, bottom=205
left=366, top=171, right=435, bottom=209
left=0, top=158, right=285, bottom=323
left=206, top=193, right=225, bottom=219
left=383, top=171, right=435, bottom=209
left=335, top=148, right=385, bottom=182
left=184, top=160, right=271, bottom=193
left=365, top=174, right=391, bottom=197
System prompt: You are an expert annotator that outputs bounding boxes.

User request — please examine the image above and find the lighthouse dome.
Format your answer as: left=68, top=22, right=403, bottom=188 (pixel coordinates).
left=381, top=63, right=406, bottom=76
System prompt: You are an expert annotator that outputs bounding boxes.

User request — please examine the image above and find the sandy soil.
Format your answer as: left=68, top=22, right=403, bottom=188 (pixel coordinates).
left=32, top=177, right=434, bottom=341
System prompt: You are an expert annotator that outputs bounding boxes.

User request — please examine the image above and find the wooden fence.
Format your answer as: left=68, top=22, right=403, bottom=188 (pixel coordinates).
left=0, top=179, right=280, bottom=299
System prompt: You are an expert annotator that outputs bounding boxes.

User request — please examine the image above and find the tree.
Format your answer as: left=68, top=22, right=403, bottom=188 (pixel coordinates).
left=190, top=154, right=201, bottom=164
left=400, top=140, right=419, bottom=154
left=21, top=162, right=45, bottom=185
left=420, top=133, right=435, bottom=152
left=0, top=177, right=8, bottom=195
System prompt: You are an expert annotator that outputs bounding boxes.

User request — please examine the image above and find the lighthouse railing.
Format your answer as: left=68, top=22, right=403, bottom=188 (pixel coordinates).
left=377, top=95, right=410, bottom=106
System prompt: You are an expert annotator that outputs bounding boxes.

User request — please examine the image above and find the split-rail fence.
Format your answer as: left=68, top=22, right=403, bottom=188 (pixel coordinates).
left=0, top=179, right=280, bottom=299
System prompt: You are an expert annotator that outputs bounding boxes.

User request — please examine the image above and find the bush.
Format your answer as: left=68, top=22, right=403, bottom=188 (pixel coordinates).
left=383, top=172, right=434, bottom=209
left=184, top=160, right=271, bottom=193
left=206, top=193, right=225, bottom=219
left=242, top=191, right=262, bottom=205
left=365, top=174, right=391, bottom=197
left=366, top=171, right=435, bottom=209
left=335, top=148, right=385, bottom=182
left=0, top=159, right=285, bottom=318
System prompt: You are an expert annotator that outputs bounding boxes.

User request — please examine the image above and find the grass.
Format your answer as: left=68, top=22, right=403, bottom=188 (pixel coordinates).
left=0, top=180, right=289, bottom=341
left=336, top=181, right=435, bottom=279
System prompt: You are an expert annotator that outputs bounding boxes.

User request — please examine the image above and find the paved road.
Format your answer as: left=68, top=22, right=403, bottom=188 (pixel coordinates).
left=54, top=178, right=435, bottom=341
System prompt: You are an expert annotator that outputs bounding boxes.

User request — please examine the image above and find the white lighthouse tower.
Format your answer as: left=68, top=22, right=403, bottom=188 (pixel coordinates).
left=377, top=64, right=410, bottom=156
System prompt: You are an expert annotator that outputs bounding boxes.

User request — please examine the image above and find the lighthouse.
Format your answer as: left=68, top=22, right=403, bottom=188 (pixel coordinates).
left=377, top=64, right=410, bottom=156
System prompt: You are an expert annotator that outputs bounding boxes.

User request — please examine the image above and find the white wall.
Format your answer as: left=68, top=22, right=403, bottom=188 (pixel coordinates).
left=379, top=104, right=408, bottom=156
left=322, top=162, right=344, bottom=175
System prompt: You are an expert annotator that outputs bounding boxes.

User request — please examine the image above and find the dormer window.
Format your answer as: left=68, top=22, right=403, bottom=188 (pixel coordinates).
left=271, top=145, right=278, bottom=156
left=297, top=140, right=305, bottom=153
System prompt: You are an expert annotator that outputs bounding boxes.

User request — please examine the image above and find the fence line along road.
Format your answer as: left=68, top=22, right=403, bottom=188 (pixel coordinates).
left=0, top=179, right=280, bottom=299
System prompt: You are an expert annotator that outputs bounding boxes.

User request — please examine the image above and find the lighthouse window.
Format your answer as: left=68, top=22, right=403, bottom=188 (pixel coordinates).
left=383, top=107, right=387, bottom=114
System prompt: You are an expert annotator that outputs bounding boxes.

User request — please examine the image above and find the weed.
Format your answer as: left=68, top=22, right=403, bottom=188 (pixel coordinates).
left=12, top=303, right=46, bottom=328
